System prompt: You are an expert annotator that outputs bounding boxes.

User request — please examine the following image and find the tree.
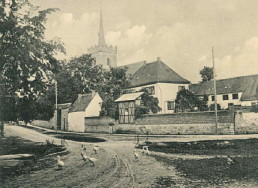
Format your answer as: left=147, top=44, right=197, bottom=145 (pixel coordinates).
left=200, top=66, right=214, bottom=82
left=0, top=0, right=65, bottom=131
left=99, top=67, right=131, bottom=118
left=175, top=89, right=208, bottom=112
left=135, top=89, right=162, bottom=118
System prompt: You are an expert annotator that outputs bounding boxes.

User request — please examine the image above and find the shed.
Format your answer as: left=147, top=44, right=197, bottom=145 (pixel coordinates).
left=115, top=92, right=144, bottom=124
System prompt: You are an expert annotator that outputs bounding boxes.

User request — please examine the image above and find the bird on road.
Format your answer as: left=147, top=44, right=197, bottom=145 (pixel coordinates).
left=81, top=151, right=88, bottom=162
left=142, top=146, right=149, bottom=155
left=61, top=139, right=68, bottom=147
left=93, top=146, right=99, bottom=154
left=88, top=156, right=97, bottom=166
left=134, top=150, right=139, bottom=161
left=81, top=144, right=87, bottom=152
left=57, top=155, right=64, bottom=169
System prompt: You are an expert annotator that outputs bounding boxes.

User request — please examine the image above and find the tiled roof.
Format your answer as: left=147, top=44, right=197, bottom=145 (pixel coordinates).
left=129, top=60, right=190, bottom=87
left=115, top=92, right=144, bottom=102
left=69, top=93, right=95, bottom=112
left=118, top=61, right=146, bottom=76
left=189, top=74, right=258, bottom=101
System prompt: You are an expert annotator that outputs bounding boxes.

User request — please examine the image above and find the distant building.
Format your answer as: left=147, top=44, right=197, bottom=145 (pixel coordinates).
left=123, top=57, right=190, bottom=114
left=88, top=7, right=117, bottom=68
left=190, top=74, right=258, bottom=109
left=68, top=92, right=103, bottom=132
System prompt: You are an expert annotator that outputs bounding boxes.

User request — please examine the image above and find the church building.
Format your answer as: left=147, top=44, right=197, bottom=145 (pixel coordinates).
left=88, top=7, right=117, bottom=67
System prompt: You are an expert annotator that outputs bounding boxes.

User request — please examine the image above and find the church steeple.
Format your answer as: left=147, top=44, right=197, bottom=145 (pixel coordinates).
left=88, top=2, right=117, bottom=67
left=98, top=5, right=106, bottom=47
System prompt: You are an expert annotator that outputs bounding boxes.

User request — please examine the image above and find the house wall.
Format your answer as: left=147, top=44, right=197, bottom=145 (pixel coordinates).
left=207, top=92, right=243, bottom=109
left=85, top=93, right=102, bottom=117
left=207, top=92, right=258, bottom=109
left=85, top=111, right=234, bottom=134
left=235, top=111, right=258, bottom=133
left=68, top=112, right=85, bottom=132
left=131, top=82, right=189, bottom=114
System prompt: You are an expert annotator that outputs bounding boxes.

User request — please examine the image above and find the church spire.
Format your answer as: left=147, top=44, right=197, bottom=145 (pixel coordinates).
left=98, top=3, right=106, bottom=47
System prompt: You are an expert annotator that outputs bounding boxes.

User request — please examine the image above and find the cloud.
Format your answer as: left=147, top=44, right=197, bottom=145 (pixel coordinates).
left=59, top=13, right=74, bottom=24
left=216, top=37, right=258, bottom=79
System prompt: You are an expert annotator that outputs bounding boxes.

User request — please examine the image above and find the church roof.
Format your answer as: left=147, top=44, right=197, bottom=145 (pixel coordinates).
left=119, top=61, right=146, bottom=76
left=189, top=74, right=258, bottom=101
left=129, top=59, right=190, bottom=87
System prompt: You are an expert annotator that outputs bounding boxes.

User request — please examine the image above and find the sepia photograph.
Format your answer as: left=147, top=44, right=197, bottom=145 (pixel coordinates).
left=1, top=0, right=258, bottom=187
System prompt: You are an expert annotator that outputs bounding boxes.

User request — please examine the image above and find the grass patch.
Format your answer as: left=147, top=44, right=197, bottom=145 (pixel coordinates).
left=0, top=136, right=65, bottom=183
left=146, top=139, right=258, bottom=186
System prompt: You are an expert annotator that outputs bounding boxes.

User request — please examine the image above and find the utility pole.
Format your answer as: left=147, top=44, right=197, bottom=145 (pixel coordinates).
left=55, top=81, right=58, bottom=130
left=55, top=81, right=58, bottom=110
left=212, top=47, right=218, bottom=134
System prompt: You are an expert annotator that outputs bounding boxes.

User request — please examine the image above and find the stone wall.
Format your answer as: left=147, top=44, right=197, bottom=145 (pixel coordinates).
left=235, top=111, right=258, bottom=134
left=85, top=111, right=234, bottom=135
left=135, top=111, right=233, bottom=125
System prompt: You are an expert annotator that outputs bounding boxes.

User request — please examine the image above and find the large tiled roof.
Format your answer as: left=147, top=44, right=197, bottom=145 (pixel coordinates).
left=189, top=74, right=258, bottom=101
left=69, top=93, right=95, bottom=112
left=115, top=92, right=144, bottom=102
left=129, top=60, right=190, bottom=87
left=118, top=61, right=146, bottom=76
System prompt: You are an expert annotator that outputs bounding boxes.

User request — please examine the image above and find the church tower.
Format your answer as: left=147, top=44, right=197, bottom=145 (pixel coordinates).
left=88, top=6, right=117, bottom=67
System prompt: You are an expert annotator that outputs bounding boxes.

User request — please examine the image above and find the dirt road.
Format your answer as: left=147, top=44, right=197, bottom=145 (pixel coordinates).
left=3, top=125, right=174, bottom=188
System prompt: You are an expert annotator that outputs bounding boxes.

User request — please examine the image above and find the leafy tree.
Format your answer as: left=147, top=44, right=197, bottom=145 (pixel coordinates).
left=99, top=67, right=131, bottom=118
left=175, top=89, right=208, bottom=112
left=200, top=66, right=214, bottom=82
left=135, top=89, right=162, bottom=118
left=0, top=0, right=65, bottom=130
left=209, top=103, right=222, bottom=111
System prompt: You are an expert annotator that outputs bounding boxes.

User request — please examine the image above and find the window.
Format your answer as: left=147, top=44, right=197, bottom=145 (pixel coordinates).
left=232, top=93, right=238, bottom=100
left=167, top=101, right=175, bottom=110
left=223, top=95, right=229, bottom=100
left=144, top=86, right=155, bottom=95
left=178, top=86, right=185, bottom=91
left=211, top=96, right=215, bottom=101
left=107, top=58, right=110, bottom=66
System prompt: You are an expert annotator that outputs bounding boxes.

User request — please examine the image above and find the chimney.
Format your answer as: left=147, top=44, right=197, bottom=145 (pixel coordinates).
left=157, top=57, right=161, bottom=61
left=91, top=90, right=96, bottom=97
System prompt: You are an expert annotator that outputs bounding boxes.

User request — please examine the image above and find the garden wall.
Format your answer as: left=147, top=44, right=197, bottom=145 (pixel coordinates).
left=235, top=111, right=258, bottom=134
left=85, top=111, right=235, bottom=135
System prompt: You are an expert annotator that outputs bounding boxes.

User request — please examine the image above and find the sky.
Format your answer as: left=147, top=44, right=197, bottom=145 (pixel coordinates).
left=31, top=0, right=258, bottom=83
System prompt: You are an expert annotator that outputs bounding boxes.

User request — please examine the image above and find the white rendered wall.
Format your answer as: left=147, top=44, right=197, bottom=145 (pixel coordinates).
left=131, top=82, right=189, bottom=114
left=68, top=112, right=85, bottom=132
left=85, top=93, right=102, bottom=117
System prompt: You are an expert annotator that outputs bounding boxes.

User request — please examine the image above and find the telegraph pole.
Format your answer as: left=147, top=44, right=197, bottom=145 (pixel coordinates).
left=55, top=81, right=58, bottom=110
left=212, top=47, right=218, bottom=134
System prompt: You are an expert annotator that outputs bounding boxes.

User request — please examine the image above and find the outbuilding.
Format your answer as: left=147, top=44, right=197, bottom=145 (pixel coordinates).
left=68, top=92, right=103, bottom=132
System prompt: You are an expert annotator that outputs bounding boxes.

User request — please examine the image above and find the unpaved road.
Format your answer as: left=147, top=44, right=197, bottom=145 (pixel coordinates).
left=2, top=125, right=175, bottom=188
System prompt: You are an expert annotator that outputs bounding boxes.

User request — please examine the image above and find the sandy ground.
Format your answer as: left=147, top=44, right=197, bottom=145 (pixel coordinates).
left=2, top=125, right=175, bottom=188
left=3, top=125, right=258, bottom=188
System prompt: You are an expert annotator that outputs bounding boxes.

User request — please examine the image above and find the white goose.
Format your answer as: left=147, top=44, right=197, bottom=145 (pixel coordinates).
left=57, top=155, right=65, bottom=169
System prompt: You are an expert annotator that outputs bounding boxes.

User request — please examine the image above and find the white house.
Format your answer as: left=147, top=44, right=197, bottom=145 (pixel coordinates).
left=190, top=74, right=258, bottom=109
left=125, top=57, right=190, bottom=113
left=68, top=92, right=103, bottom=132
